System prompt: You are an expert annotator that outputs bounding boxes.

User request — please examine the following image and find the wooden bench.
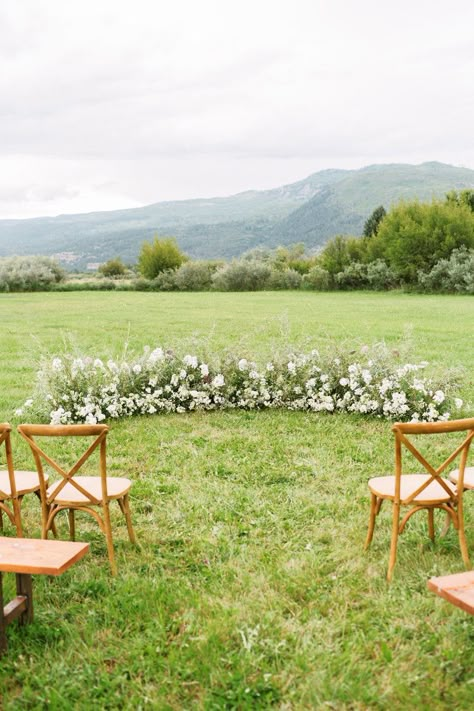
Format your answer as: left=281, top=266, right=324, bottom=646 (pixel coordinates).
left=0, top=536, right=89, bottom=653
left=428, top=571, right=474, bottom=615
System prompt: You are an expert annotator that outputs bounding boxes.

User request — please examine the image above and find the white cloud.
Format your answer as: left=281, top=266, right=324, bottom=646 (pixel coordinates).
left=1, top=0, right=473, bottom=217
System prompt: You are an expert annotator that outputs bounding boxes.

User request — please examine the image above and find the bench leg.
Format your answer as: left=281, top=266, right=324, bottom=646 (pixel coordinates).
left=16, top=574, right=33, bottom=625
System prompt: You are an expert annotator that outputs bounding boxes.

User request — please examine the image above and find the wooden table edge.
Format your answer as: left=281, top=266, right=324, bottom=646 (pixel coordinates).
left=0, top=541, right=90, bottom=576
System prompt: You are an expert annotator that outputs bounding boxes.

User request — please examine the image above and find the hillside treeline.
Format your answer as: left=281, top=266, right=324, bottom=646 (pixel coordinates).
left=2, top=190, right=474, bottom=293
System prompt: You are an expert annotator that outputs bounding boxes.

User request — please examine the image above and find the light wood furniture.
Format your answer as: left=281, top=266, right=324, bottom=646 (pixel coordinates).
left=449, top=466, right=474, bottom=490
left=428, top=571, right=474, bottom=615
left=0, top=536, right=89, bottom=654
left=0, top=423, right=47, bottom=537
left=365, top=418, right=474, bottom=581
left=17, top=424, right=136, bottom=575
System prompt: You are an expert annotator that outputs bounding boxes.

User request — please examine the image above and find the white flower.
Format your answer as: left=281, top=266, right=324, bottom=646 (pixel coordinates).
left=184, top=355, right=198, bottom=368
left=179, top=369, right=187, bottom=379
left=52, top=358, right=63, bottom=372
left=249, top=370, right=259, bottom=380
left=455, top=398, right=463, bottom=409
left=132, top=364, right=142, bottom=374
left=200, top=363, right=209, bottom=377
left=212, top=374, right=225, bottom=387
left=339, top=377, right=349, bottom=386
left=170, top=374, right=179, bottom=386
left=93, top=358, right=104, bottom=369
left=287, top=361, right=296, bottom=374
left=238, top=359, right=248, bottom=371
left=433, top=390, right=445, bottom=405
left=266, top=362, right=274, bottom=372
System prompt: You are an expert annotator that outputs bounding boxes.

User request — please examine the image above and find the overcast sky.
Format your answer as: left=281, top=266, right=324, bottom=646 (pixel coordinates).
left=1, top=0, right=473, bottom=219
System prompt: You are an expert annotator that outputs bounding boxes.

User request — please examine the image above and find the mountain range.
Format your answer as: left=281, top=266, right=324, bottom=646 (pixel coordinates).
left=1, top=161, right=473, bottom=270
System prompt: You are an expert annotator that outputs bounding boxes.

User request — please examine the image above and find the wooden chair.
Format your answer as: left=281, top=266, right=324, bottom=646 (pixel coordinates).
left=365, top=418, right=474, bottom=581
left=449, top=466, right=474, bottom=491
left=17, top=424, right=136, bottom=575
left=0, top=423, right=47, bottom=537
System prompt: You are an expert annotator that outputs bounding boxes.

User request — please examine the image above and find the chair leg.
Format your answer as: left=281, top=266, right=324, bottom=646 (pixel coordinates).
left=457, top=498, right=471, bottom=569
left=68, top=509, right=75, bottom=541
left=365, top=493, right=378, bottom=549
left=427, top=508, right=435, bottom=542
left=121, top=494, right=137, bottom=545
left=102, top=503, right=117, bottom=576
left=0, top=508, right=3, bottom=531
left=387, top=502, right=400, bottom=582
left=12, top=497, right=23, bottom=537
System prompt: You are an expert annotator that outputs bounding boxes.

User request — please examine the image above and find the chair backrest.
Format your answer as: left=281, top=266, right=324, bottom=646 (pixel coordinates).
left=392, top=418, right=474, bottom=505
left=0, top=423, right=17, bottom=499
left=17, top=424, right=109, bottom=505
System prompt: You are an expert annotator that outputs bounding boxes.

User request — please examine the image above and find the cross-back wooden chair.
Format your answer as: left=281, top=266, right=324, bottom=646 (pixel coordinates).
left=365, top=418, right=474, bottom=581
left=17, top=424, right=136, bottom=575
left=0, top=423, right=47, bottom=537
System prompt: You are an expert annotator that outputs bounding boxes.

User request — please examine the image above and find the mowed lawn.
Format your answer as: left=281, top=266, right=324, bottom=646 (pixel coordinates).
left=0, top=291, right=473, bottom=709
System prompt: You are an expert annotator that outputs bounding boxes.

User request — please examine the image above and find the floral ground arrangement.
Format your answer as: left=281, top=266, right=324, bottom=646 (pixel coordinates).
left=1, top=291, right=474, bottom=708
left=18, top=342, right=463, bottom=425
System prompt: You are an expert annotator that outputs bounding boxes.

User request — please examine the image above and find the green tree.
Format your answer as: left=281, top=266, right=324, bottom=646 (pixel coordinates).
left=98, top=257, right=126, bottom=277
left=363, top=205, right=386, bottom=237
left=138, top=236, right=188, bottom=279
left=446, top=189, right=474, bottom=212
left=319, top=235, right=367, bottom=275
left=372, top=199, right=474, bottom=282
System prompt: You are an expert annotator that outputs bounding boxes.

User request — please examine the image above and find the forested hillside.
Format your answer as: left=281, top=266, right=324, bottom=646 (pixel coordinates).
left=1, top=162, right=473, bottom=269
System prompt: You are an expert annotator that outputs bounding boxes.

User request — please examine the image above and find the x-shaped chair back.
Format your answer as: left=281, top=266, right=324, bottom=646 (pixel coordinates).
left=17, top=424, right=109, bottom=509
left=392, top=418, right=474, bottom=505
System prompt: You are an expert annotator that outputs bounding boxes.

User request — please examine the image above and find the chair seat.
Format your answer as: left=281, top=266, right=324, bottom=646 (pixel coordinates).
left=368, top=474, right=456, bottom=504
left=0, top=470, right=48, bottom=498
left=47, top=476, right=131, bottom=505
left=449, top=467, right=474, bottom=490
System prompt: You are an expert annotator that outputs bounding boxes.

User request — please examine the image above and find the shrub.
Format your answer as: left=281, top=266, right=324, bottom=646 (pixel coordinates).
left=212, top=260, right=271, bottom=291
left=371, top=199, right=474, bottom=282
left=302, top=266, right=332, bottom=290
left=0, top=255, right=65, bottom=292
left=417, top=248, right=474, bottom=293
left=267, top=268, right=303, bottom=290
left=366, top=259, right=398, bottom=290
left=151, top=269, right=179, bottom=291
left=98, top=257, right=127, bottom=278
left=335, top=262, right=369, bottom=290
left=173, top=261, right=220, bottom=291
left=138, top=236, right=187, bottom=279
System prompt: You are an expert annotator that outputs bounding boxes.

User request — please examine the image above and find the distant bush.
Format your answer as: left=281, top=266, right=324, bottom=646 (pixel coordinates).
left=173, top=260, right=221, bottom=291
left=370, top=199, right=474, bottom=281
left=212, top=260, right=271, bottom=291
left=0, top=255, right=65, bottom=292
left=138, top=236, right=188, bottom=279
left=335, top=262, right=369, bottom=290
left=267, top=268, right=303, bottom=290
left=366, top=260, right=398, bottom=290
left=98, top=257, right=127, bottom=278
left=302, top=266, right=332, bottom=290
left=418, top=248, right=474, bottom=293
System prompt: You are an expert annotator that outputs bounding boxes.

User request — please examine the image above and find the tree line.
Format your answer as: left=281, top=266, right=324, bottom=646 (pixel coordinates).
left=2, top=189, right=474, bottom=292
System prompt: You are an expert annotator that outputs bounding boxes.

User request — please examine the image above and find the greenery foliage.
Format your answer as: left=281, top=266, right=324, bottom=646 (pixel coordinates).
left=98, top=257, right=127, bottom=277
left=363, top=204, right=386, bottom=237
left=138, top=236, right=188, bottom=279
left=212, top=260, right=272, bottom=291
left=0, top=255, right=65, bottom=292
left=370, top=199, right=474, bottom=281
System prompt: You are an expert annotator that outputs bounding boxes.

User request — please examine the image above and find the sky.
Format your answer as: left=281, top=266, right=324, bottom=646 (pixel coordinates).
left=1, top=0, right=473, bottom=219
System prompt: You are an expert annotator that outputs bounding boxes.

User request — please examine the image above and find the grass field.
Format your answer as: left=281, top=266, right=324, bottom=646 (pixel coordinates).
left=0, top=291, right=474, bottom=709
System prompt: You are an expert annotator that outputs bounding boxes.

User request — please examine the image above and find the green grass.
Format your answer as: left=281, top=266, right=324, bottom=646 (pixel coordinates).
left=0, top=291, right=474, bottom=709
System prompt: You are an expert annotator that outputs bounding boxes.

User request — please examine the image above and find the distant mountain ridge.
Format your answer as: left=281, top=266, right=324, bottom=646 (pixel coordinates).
left=0, top=162, right=473, bottom=269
